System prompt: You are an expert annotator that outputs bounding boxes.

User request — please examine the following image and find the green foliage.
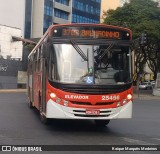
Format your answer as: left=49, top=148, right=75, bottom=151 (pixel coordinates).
left=103, top=0, right=160, bottom=40
left=103, top=0, right=160, bottom=80
left=25, top=44, right=35, bottom=52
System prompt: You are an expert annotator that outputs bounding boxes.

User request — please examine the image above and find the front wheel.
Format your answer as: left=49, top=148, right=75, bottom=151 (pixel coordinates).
left=39, top=96, right=50, bottom=125
left=95, top=120, right=110, bottom=127
left=40, top=113, right=51, bottom=125
left=28, top=101, right=34, bottom=109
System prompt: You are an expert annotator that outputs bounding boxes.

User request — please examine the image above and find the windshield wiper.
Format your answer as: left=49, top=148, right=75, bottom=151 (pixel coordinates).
left=71, top=40, right=88, bottom=61
left=98, top=42, right=115, bottom=60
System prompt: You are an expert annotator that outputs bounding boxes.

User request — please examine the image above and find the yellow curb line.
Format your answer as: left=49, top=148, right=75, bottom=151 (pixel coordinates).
left=0, top=89, right=27, bottom=93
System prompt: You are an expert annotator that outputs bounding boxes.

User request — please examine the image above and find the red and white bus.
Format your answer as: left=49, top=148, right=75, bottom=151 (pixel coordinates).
left=27, top=24, right=133, bottom=126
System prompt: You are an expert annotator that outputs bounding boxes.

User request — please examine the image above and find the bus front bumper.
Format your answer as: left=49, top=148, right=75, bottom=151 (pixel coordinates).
left=46, top=99, right=132, bottom=119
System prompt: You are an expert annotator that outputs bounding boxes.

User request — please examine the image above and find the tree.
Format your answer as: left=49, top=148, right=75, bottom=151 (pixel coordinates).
left=25, top=44, right=35, bottom=52
left=103, top=0, right=160, bottom=81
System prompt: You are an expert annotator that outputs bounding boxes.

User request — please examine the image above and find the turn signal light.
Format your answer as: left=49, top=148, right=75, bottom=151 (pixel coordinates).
left=117, top=102, right=121, bottom=107
left=123, top=99, right=127, bottom=104
left=56, top=98, right=61, bottom=103
left=64, top=100, right=69, bottom=106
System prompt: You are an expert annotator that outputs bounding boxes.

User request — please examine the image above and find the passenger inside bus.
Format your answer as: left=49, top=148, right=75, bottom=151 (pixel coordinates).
left=94, top=46, right=130, bottom=84
left=94, top=49, right=117, bottom=84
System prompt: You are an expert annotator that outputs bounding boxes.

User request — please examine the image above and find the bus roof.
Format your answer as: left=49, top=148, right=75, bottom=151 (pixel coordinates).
left=28, top=24, right=132, bottom=58
left=48, top=23, right=132, bottom=33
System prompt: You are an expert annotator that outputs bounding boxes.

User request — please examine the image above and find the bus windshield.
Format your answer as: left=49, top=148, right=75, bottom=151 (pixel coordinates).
left=48, top=42, right=131, bottom=85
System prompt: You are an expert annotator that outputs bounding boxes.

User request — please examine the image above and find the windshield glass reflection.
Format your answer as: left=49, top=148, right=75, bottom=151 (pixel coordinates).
left=48, top=43, right=131, bottom=85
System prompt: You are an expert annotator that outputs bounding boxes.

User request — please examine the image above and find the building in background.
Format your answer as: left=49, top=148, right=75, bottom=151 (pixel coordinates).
left=53, top=0, right=72, bottom=24
left=0, top=0, right=25, bottom=37
left=25, top=0, right=72, bottom=38
left=25, top=0, right=101, bottom=38
left=0, top=0, right=101, bottom=89
left=24, top=0, right=32, bottom=38
left=72, top=0, right=101, bottom=23
left=0, top=25, right=23, bottom=60
left=0, top=25, right=25, bottom=89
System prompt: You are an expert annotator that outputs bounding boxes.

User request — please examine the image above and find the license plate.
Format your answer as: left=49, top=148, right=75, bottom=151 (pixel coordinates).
left=86, top=109, right=100, bottom=115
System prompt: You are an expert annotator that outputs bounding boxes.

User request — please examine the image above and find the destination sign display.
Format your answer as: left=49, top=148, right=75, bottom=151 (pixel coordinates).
left=62, top=29, right=120, bottom=39
left=52, top=26, right=131, bottom=40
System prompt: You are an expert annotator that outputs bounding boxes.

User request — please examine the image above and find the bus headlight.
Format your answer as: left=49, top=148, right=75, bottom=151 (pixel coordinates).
left=127, top=94, right=132, bottom=100
left=50, top=93, right=56, bottom=98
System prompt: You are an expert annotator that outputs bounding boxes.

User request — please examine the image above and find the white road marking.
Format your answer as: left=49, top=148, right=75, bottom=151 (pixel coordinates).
left=152, top=138, right=160, bottom=141
left=122, top=137, right=156, bottom=145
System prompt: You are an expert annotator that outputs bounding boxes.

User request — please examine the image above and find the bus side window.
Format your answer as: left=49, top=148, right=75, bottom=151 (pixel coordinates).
left=49, top=59, right=55, bottom=80
left=39, top=46, right=43, bottom=71
left=37, top=48, right=41, bottom=72
left=30, top=63, right=33, bottom=74
left=48, top=45, right=56, bottom=80
left=37, top=59, right=40, bottom=72
left=34, top=50, right=39, bottom=72
left=34, top=52, right=37, bottom=72
left=30, top=56, right=33, bottom=73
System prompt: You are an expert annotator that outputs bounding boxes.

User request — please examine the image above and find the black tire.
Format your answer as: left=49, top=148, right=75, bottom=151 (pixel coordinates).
left=28, top=101, right=34, bottom=109
left=40, top=113, right=51, bottom=125
left=147, top=87, right=151, bottom=90
left=95, top=120, right=110, bottom=127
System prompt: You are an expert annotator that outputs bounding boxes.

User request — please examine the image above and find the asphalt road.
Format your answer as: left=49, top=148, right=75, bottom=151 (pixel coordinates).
left=0, top=92, right=160, bottom=152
